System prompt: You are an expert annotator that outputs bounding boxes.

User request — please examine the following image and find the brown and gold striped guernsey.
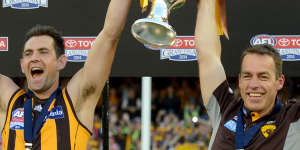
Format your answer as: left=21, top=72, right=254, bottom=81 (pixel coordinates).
left=1, top=88, right=91, bottom=150
left=206, top=81, right=300, bottom=150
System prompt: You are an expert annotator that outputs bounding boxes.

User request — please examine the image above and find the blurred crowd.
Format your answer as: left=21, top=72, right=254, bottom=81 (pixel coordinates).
left=87, top=77, right=212, bottom=150
left=0, top=77, right=299, bottom=150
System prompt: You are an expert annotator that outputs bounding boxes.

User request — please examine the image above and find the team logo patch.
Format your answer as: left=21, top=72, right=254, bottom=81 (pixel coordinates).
left=47, top=106, right=64, bottom=119
left=261, top=124, right=276, bottom=138
left=224, top=120, right=237, bottom=132
left=2, top=0, right=48, bottom=9
left=10, top=108, right=24, bottom=130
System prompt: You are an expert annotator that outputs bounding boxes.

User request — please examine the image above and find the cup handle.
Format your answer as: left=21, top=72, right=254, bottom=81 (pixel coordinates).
left=168, top=0, right=186, bottom=12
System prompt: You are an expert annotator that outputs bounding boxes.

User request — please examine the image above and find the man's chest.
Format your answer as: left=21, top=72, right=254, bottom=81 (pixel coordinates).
left=213, top=113, right=290, bottom=150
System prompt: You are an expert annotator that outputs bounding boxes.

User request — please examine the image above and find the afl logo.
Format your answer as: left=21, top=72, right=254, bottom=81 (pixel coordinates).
left=11, top=108, right=24, bottom=122
left=10, top=108, right=25, bottom=130
left=250, top=34, right=276, bottom=47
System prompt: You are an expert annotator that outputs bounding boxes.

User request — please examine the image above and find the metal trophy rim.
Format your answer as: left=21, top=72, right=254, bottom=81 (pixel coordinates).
left=131, top=18, right=177, bottom=48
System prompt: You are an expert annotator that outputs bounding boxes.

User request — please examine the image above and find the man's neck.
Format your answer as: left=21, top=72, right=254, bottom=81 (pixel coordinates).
left=258, top=102, right=276, bottom=118
left=244, top=101, right=276, bottom=120
left=30, top=82, right=59, bottom=100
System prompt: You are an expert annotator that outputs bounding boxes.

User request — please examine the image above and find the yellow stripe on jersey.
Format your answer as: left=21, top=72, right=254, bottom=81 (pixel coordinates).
left=40, top=97, right=58, bottom=150
left=139, top=0, right=148, bottom=9
left=1, top=89, right=25, bottom=150
left=41, top=119, right=57, bottom=150
left=74, top=125, right=91, bottom=150
left=62, top=88, right=91, bottom=150
left=48, top=98, right=57, bottom=111
left=62, top=89, right=77, bottom=150
left=15, top=129, right=25, bottom=149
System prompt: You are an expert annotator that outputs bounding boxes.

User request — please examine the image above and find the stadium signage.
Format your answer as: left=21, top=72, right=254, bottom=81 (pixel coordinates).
left=160, top=36, right=197, bottom=61
left=250, top=34, right=300, bottom=61
left=0, top=37, right=8, bottom=51
left=64, top=37, right=96, bottom=62
left=2, top=0, right=48, bottom=9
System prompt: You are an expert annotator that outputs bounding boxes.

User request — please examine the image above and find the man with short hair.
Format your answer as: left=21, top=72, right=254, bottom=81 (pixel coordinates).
left=195, top=0, right=300, bottom=149
left=0, top=0, right=132, bottom=149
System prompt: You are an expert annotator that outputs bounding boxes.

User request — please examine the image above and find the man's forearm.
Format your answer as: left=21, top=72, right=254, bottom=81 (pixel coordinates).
left=81, top=0, right=132, bottom=89
left=101, top=0, right=132, bottom=40
left=195, top=0, right=226, bottom=105
left=195, top=0, right=221, bottom=60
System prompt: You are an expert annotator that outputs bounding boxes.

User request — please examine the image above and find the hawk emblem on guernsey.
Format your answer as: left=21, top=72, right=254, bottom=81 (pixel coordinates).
left=261, top=124, right=276, bottom=138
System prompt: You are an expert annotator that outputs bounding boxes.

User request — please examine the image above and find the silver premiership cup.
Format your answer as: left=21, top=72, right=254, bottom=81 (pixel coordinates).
left=131, top=0, right=185, bottom=48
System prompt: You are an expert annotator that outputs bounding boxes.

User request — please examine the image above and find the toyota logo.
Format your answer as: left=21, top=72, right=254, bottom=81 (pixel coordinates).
left=278, top=38, right=290, bottom=47
left=65, top=40, right=77, bottom=48
left=174, top=39, right=183, bottom=47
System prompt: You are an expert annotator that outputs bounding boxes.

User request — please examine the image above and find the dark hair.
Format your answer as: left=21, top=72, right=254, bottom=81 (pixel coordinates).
left=240, top=44, right=282, bottom=79
left=24, top=25, right=64, bottom=58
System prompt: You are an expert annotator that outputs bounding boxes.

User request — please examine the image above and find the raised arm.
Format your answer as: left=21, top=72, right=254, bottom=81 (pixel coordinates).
left=195, top=0, right=226, bottom=106
left=0, top=74, right=19, bottom=131
left=79, top=0, right=132, bottom=91
left=67, top=0, right=132, bottom=130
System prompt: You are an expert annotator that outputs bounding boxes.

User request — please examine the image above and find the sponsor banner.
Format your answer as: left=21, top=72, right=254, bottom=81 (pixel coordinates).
left=142, top=36, right=196, bottom=61
left=0, top=37, right=8, bottom=51
left=144, top=36, right=195, bottom=51
left=160, top=49, right=197, bottom=61
left=2, top=0, right=48, bottom=9
left=64, top=37, right=96, bottom=62
left=48, top=106, right=64, bottom=119
left=166, top=36, right=195, bottom=49
left=250, top=34, right=300, bottom=61
left=160, top=36, right=197, bottom=61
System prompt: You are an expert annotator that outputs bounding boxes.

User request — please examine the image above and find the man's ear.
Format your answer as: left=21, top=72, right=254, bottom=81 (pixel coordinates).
left=56, top=55, right=67, bottom=71
left=277, top=75, right=285, bottom=91
left=238, top=73, right=241, bottom=88
left=20, top=58, right=25, bottom=74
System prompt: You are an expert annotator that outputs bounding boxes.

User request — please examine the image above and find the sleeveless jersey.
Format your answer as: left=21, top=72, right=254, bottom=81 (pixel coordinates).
left=1, top=88, right=91, bottom=150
